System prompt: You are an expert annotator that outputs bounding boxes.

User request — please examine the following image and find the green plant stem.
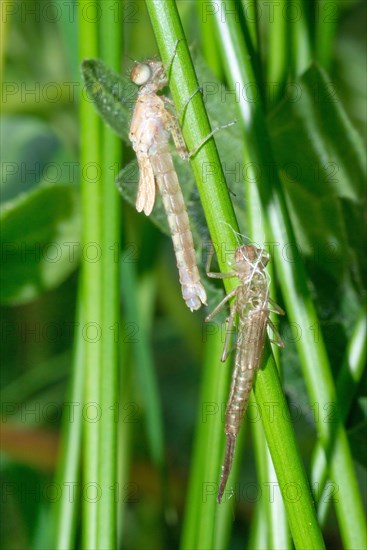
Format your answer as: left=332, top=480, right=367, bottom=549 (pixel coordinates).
left=247, top=174, right=289, bottom=548
left=210, top=2, right=366, bottom=548
left=97, top=2, right=122, bottom=547
left=252, top=409, right=290, bottom=550
left=117, top=344, right=133, bottom=544
left=289, top=0, right=312, bottom=76
left=181, top=331, right=245, bottom=550
left=120, top=254, right=164, bottom=469
left=55, top=0, right=79, bottom=81
left=52, top=298, right=84, bottom=549
left=266, top=445, right=290, bottom=549
left=315, top=0, right=339, bottom=70
left=311, top=303, right=367, bottom=523
left=79, top=2, right=102, bottom=547
left=247, top=499, right=268, bottom=549
left=0, top=0, right=8, bottom=82
left=266, top=0, right=287, bottom=106
left=253, top=347, right=324, bottom=548
left=241, top=0, right=258, bottom=52
left=180, top=331, right=227, bottom=549
left=197, top=3, right=223, bottom=80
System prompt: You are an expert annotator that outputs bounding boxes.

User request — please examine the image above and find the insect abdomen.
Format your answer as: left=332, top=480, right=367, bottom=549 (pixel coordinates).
left=152, top=151, right=206, bottom=311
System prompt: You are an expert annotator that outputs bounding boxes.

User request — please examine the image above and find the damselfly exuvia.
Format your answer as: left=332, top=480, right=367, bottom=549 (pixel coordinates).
left=205, top=244, right=285, bottom=503
left=129, top=57, right=207, bottom=311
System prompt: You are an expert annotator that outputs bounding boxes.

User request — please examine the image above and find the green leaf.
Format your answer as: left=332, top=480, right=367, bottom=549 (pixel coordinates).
left=1, top=184, right=81, bottom=305
left=0, top=116, right=61, bottom=203
left=80, top=58, right=137, bottom=142
left=268, top=62, right=366, bottom=396
left=268, top=64, right=366, bottom=284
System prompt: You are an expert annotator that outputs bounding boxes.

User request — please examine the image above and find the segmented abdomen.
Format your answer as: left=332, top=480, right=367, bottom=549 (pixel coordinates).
left=226, top=310, right=268, bottom=435
left=218, top=309, right=268, bottom=502
left=151, top=149, right=206, bottom=311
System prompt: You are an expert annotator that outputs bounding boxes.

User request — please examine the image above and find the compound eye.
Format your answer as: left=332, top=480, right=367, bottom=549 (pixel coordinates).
left=130, top=63, right=151, bottom=85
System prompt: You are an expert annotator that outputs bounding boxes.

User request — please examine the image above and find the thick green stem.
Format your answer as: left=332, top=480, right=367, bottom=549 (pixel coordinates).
left=311, top=304, right=367, bottom=523
left=52, top=297, right=84, bottom=549
left=97, top=2, right=122, bottom=547
left=79, top=2, right=102, bottom=546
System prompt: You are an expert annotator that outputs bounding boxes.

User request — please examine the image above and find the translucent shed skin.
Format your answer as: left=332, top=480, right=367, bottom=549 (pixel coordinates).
left=129, top=60, right=207, bottom=311
left=206, top=244, right=285, bottom=502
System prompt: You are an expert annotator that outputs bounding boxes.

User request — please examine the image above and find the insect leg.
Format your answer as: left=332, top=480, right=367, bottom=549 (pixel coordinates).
left=163, top=87, right=202, bottom=113
left=205, top=288, right=237, bottom=322
left=205, top=242, right=236, bottom=280
left=221, top=302, right=237, bottom=362
left=205, top=242, right=235, bottom=276
left=164, top=38, right=182, bottom=77
left=267, top=318, right=285, bottom=348
left=164, top=93, right=236, bottom=161
left=177, top=86, right=203, bottom=120
left=188, top=120, right=237, bottom=158
left=207, top=271, right=237, bottom=280
left=205, top=241, right=216, bottom=274
left=163, top=108, right=189, bottom=161
left=268, top=296, right=285, bottom=316
left=162, top=97, right=175, bottom=107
